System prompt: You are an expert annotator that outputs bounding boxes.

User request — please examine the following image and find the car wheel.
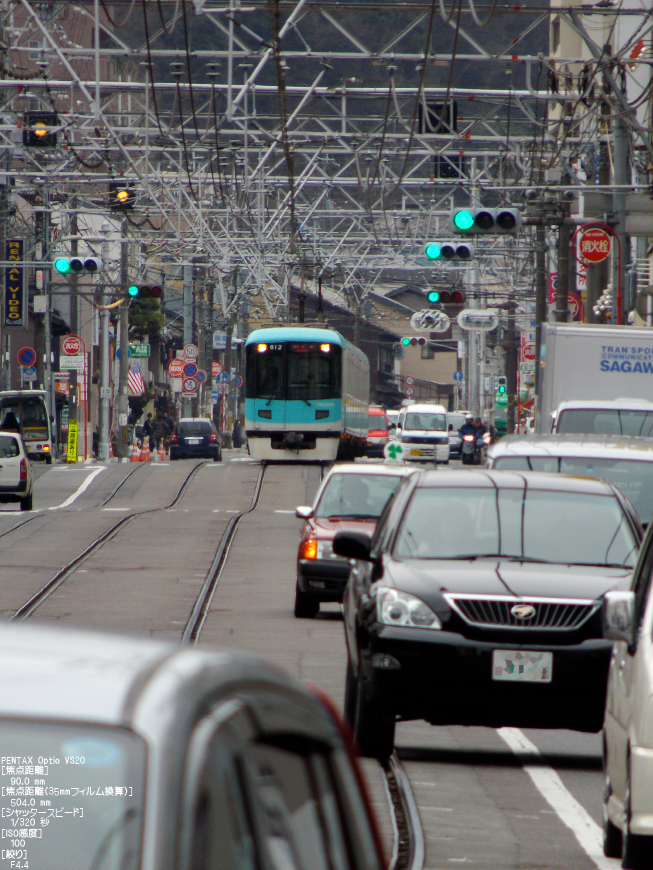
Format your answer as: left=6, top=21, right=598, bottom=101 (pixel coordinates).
left=294, top=586, right=319, bottom=619
left=623, top=762, right=653, bottom=869
left=344, top=659, right=357, bottom=729
left=353, top=671, right=395, bottom=761
left=45, top=455, right=52, bottom=465
left=603, top=774, right=622, bottom=858
left=20, top=492, right=33, bottom=511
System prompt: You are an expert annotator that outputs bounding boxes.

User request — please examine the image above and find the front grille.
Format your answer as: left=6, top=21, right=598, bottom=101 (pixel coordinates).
left=443, top=594, right=600, bottom=631
left=402, top=436, right=447, bottom=445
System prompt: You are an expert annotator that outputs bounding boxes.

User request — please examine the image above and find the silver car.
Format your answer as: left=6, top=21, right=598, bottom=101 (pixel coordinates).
left=0, top=621, right=385, bottom=870
left=0, top=431, right=33, bottom=510
left=487, top=433, right=653, bottom=525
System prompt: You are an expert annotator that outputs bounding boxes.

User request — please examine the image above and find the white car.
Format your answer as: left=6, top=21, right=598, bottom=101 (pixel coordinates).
left=0, top=431, right=33, bottom=510
left=602, top=523, right=653, bottom=869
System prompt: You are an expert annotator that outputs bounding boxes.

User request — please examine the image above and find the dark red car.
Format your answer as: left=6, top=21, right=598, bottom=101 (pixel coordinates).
left=294, top=463, right=415, bottom=618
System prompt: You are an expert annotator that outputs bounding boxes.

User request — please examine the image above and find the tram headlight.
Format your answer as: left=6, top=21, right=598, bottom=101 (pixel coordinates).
left=257, top=343, right=268, bottom=353
left=320, top=343, right=331, bottom=352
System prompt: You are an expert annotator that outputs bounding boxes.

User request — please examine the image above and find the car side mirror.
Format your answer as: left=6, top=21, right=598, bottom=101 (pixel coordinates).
left=333, top=530, right=373, bottom=561
left=603, top=590, right=636, bottom=645
left=295, top=505, right=314, bottom=520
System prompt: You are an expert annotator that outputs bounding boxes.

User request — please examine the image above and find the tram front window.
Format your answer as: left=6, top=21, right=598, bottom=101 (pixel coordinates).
left=246, top=345, right=284, bottom=400
left=288, top=343, right=340, bottom=401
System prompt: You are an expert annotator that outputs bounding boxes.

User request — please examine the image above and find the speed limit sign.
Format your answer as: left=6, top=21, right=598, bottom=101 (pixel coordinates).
left=405, top=386, right=415, bottom=397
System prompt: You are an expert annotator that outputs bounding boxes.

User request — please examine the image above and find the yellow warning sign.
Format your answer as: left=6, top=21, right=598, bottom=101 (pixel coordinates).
left=67, top=419, right=78, bottom=463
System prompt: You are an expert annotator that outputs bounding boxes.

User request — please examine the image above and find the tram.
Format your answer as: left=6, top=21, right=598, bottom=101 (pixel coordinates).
left=245, top=327, right=369, bottom=462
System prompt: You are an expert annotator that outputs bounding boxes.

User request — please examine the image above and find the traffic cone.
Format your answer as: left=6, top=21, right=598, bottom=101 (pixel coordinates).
left=109, top=440, right=114, bottom=459
left=159, top=441, right=165, bottom=461
left=141, top=441, right=150, bottom=462
left=130, top=440, right=140, bottom=462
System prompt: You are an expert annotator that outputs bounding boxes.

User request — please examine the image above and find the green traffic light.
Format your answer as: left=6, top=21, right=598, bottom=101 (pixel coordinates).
left=128, top=285, right=139, bottom=297
left=401, top=337, right=411, bottom=346
left=424, top=243, right=441, bottom=260
left=453, top=210, right=474, bottom=231
left=498, top=385, right=506, bottom=394
left=428, top=291, right=441, bottom=303
left=54, top=258, right=71, bottom=274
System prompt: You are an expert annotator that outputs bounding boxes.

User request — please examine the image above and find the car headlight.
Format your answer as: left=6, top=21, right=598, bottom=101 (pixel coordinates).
left=318, top=540, right=334, bottom=559
left=376, top=587, right=442, bottom=630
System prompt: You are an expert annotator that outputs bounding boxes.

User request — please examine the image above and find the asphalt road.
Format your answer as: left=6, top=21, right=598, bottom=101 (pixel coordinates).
left=6, top=454, right=619, bottom=870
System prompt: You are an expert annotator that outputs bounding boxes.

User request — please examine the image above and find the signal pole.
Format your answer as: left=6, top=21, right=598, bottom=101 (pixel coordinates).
left=118, top=223, right=130, bottom=458
left=98, top=224, right=111, bottom=461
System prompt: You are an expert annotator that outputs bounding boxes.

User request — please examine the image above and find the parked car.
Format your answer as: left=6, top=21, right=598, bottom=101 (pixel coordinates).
left=487, top=434, right=653, bottom=525
left=365, top=406, right=390, bottom=457
left=0, top=620, right=386, bottom=870
left=294, top=463, right=415, bottom=618
left=335, top=469, right=642, bottom=759
left=171, top=418, right=222, bottom=461
left=602, top=517, right=653, bottom=869
left=0, top=432, right=33, bottom=510
left=394, top=403, right=450, bottom=464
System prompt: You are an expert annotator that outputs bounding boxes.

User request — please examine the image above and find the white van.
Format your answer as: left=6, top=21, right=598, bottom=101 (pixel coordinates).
left=396, top=402, right=450, bottom=463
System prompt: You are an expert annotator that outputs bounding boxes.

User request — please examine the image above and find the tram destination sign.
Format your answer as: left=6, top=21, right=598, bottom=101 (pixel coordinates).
left=5, top=239, right=24, bottom=327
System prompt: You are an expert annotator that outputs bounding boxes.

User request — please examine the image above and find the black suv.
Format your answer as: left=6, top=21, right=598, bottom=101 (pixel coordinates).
left=170, top=418, right=222, bottom=461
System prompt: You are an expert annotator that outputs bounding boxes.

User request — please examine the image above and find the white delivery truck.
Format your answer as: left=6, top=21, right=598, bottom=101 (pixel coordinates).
left=539, top=323, right=653, bottom=434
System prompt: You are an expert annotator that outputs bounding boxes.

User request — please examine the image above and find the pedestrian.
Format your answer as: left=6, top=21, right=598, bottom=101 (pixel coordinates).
left=154, top=415, right=168, bottom=451
left=0, top=412, right=19, bottom=432
left=143, top=412, right=155, bottom=451
left=232, top=418, right=243, bottom=449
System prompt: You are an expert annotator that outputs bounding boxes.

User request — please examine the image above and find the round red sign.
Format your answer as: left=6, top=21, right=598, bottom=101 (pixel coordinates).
left=168, top=360, right=184, bottom=378
left=522, top=342, right=536, bottom=361
left=579, top=228, right=611, bottom=263
left=61, top=334, right=82, bottom=356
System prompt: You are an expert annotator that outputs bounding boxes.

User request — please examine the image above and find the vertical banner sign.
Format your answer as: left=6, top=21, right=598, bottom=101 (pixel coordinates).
left=67, top=418, right=79, bottom=463
left=5, top=239, right=24, bottom=327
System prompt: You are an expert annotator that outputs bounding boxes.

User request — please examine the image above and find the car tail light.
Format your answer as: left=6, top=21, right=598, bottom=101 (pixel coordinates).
left=171, top=432, right=179, bottom=444
left=210, top=431, right=218, bottom=443
left=300, top=538, right=318, bottom=560
left=43, top=444, right=50, bottom=451
left=20, top=458, right=27, bottom=481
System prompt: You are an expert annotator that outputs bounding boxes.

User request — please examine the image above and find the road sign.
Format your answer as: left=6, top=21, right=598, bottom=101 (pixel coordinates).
left=195, top=369, right=208, bottom=385
left=404, top=375, right=415, bottom=386
left=18, top=346, right=37, bottom=367
left=182, top=376, right=198, bottom=393
left=212, top=389, right=220, bottom=401
left=168, top=359, right=184, bottom=378
left=550, top=288, right=584, bottom=321
left=216, top=371, right=230, bottom=384
left=67, top=419, right=78, bottom=463
left=21, top=366, right=36, bottom=383
left=522, top=342, right=536, bottom=361
left=212, top=361, right=223, bottom=376
left=520, top=363, right=536, bottom=373
left=405, top=385, right=415, bottom=397
left=61, top=354, right=85, bottom=372
left=183, top=361, right=198, bottom=378
left=384, top=441, right=406, bottom=462
left=61, top=334, right=83, bottom=355
left=410, top=309, right=450, bottom=333
left=453, top=370, right=464, bottom=382
left=457, top=309, right=499, bottom=331
left=234, top=374, right=244, bottom=388
left=579, top=227, right=611, bottom=263
left=213, top=332, right=227, bottom=350
left=183, top=343, right=199, bottom=360
left=130, top=343, right=150, bottom=358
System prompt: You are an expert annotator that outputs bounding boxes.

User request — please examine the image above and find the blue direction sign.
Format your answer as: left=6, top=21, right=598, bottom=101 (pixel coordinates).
left=18, top=346, right=37, bottom=367
left=453, top=370, right=464, bottom=382
left=195, top=369, right=208, bottom=385
left=211, top=390, right=220, bottom=401
left=216, top=371, right=230, bottom=384
left=183, top=361, right=198, bottom=378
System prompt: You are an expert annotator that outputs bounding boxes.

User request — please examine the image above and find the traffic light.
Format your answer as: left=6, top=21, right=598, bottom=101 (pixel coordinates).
left=23, top=112, right=58, bottom=147
left=109, top=181, right=136, bottom=211
left=127, top=284, right=163, bottom=299
left=53, top=256, right=103, bottom=275
left=424, top=242, right=475, bottom=261
left=401, top=337, right=427, bottom=347
left=428, top=289, right=466, bottom=304
left=496, top=376, right=507, bottom=394
left=451, top=208, right=522, bottom=235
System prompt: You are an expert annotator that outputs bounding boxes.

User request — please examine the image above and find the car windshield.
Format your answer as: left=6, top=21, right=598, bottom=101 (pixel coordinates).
left=492, top=456, right=653, bottom=523
left=448, top=414, right=467, bottom=430
left=405, top=413, right=446, bottom=432
left=557, top=408, right=653, bottom=437
left=178, top=423, right=211, bottom=436
left=0, top=399, right=48, bottom=439
left=368, top=413, right=387, bottom=431
left=394, top=486, right=638, bottom=567
left=315, top=473, right=403, bottom=519
left=0, top=720, right=145, bottom=870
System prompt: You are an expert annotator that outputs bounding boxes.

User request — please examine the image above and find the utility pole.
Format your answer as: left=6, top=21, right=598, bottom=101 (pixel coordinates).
left=43, top=191, right=54, bottom=433
left=534, top=223, right=547, bottom=396
left=613, top=111, right=630, bottom=321
left=554, top=168, right=572, bottom=323
left=68, top=200, right=79, bottom=452
left=97, top=224, right=111, bottom=461
left=117, top=222, right=130, bottom=458
left=182, top=263, right=193, bottom=418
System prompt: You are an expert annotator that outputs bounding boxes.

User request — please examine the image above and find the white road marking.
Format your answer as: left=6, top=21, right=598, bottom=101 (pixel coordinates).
left=212, top=509, right=238, bottom=513
left=102, top=507, right=129, bottom=511
left=497, top=727, right=618, bottom=870
left=48, top=466, right=105, bottom=510
left=274, top=509, right=296, bottom=514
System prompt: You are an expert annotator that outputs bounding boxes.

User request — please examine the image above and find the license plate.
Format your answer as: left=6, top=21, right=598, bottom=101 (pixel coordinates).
left=492, top=650, right=552, bottom=683
left=187, top=438, right=201, bottom=444
left=410, top=449, right=422, bottom=456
